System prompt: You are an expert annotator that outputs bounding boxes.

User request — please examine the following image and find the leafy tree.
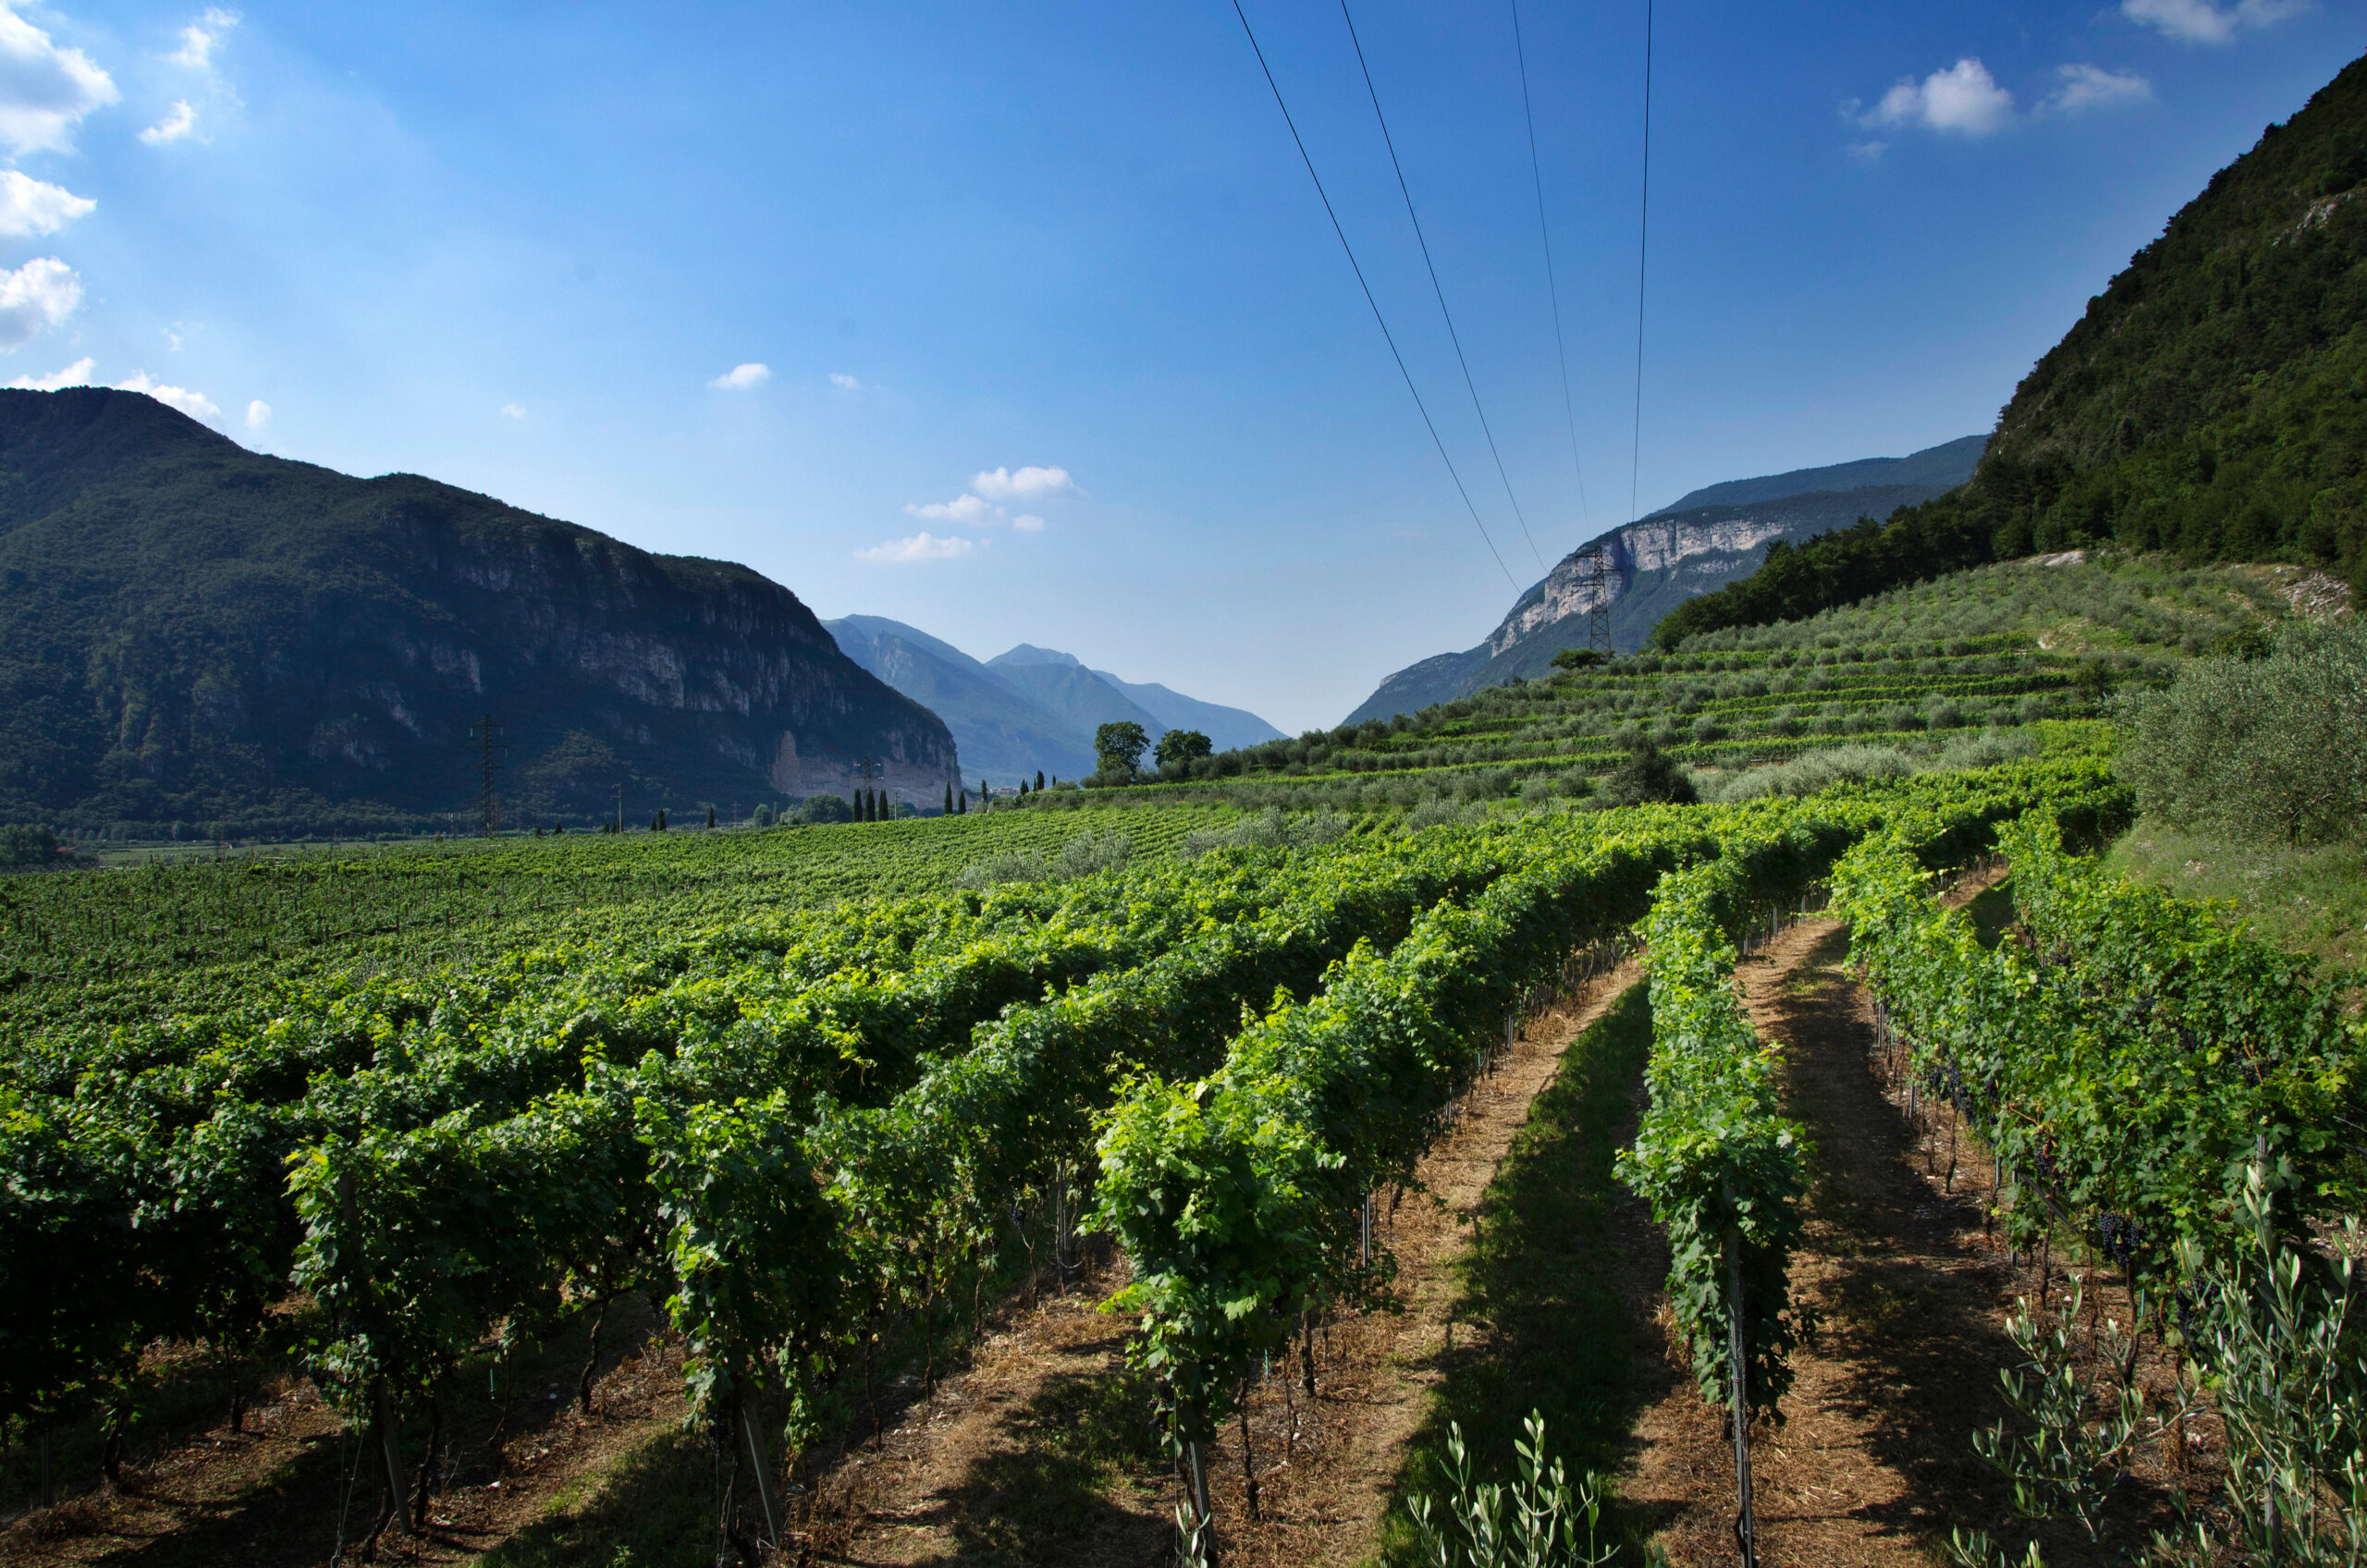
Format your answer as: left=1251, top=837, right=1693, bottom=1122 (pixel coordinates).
left=1600, top=739, right=1698, bottom=807
left=1154, top=729, right=1213, bottom=772
left=1551, top=646, right=1606, bottom=670
left=1095, top=721, right=1150, bottom=782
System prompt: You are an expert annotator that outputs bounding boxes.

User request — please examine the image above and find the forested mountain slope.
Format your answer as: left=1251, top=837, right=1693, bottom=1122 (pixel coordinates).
left=1658, top=50, right=2367, bottom=649
left=0, top=389, right=958, bottom=833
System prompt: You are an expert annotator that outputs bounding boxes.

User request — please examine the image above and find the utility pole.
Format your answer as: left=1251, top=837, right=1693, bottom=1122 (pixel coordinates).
left=1575, top=543, right=1622, bottom=655
left=469, top=715, right=508, bottom=837
left=614, top=783, right=624, bottom=834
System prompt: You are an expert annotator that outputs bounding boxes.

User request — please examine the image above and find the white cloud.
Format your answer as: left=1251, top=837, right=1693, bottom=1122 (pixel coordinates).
left=6, top=354, right=90, bottom=388
left=1861, top=57, right=2015, bottom=137
left=167, top=6, right=238, bottom=70
left=0, top=4, right=118, bottom=157
left=710, top=361, right=769, bottom=389
left=244, top=398, right=268, bottom=430
left=0, top=256, right=80, bottom=350
left=904, top=492, right=996, bottom=525
left=0, top=169, right=91, bottom=236
left=1846, top=140, right=1888, bottom=164
left=1013, top=513, right=1046, bottom=532
left=2046, top=64, right=2152, bottom=114
left=828, top=372, right=860, bottom=391
left=115, top=371, right=219, bottom=420
left=139, top=99, right=196, bottom=144
left=2122, top=0, right=2303, bottom=44
left=971, top=464, right=1080, bottom=501
left=859, top=531, right=977, bottom=564
left=498, top=402, right=525, bottom=420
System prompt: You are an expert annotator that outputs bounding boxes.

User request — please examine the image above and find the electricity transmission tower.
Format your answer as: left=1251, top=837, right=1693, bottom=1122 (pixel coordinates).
left=1574, top=543, right=1622, bottom=654
left=469, top=714, right=507, bottom=836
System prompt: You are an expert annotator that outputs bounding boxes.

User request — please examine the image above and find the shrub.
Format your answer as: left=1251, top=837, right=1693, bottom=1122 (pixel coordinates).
left=1700, top=743, right=1915, bottom=802
left=2120, top=619, right=2367, bottom=845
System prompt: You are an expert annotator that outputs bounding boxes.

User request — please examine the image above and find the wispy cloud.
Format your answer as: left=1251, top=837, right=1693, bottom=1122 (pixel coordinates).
left=6, top=355, right=91, bottom=389
left=829, top=372, right=860, bottom=391
left=859, top=531, right=977, bottom=564
left=2046, top=64, right=2152, bottom=114
left=499, top=402, right=526, bottom=420
left=1013, top=513, right=1046, bottom=532
left=971, top=464, right=1080, bottom=501
left=245, top=398, right=269, bottom=431
left=167, top=6, right=239, bottom=70
left=1858, top=57, right=2015, bottom=137
left=2122, top=0, right=2305, bottom=45
left=139, top=99, right=198, bottom=144
left=0, top=170, right=92, bottom=237
left=0, top=5, right=118, bottom=157
left=0, top=257, right=80, bottom=350
left=116, top=371, right=219, bottom=420
left=710, top=361, right=769, bottom=389
left=904, top=493, right=995, bottom=525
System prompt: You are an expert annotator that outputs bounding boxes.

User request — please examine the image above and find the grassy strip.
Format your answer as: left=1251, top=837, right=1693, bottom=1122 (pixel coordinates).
left=1376, top=980, right=1656, bottom=1563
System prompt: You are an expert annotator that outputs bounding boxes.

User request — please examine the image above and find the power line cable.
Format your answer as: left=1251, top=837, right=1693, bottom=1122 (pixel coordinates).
left=1628, top=0, right=1653, bottom=527
left=1509, top=0, right=1590, bottom=536
left=1226, top=0, right=1518, bottom=590
left=1338, top=0, right=1549, bottom=577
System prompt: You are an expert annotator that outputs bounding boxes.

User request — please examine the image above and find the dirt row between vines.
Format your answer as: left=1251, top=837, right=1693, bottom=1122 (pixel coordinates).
left=819, top=956, right=1648, bottom=1568
left=1619, top=871, right=2189, bottom=1566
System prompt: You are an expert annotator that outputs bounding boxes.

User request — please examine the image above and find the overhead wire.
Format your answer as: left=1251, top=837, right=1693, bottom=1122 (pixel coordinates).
left=1629, top=0, right=1654, bottom=528
left=1225, top=0, right=1518, bottom=590
left=1337, top=0, right=1550, bottom=577
left=1509, top=0, right=1589, bottom=535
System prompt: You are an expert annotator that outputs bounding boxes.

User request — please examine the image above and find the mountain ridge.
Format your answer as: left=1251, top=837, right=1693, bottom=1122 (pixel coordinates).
left=0, top=388, right=959, bottom=830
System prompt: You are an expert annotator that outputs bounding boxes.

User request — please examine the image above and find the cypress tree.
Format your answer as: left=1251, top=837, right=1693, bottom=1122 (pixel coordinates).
left=1036, top=769, right=1046, bottom=791
left=943, top=782, right=953, bottom=815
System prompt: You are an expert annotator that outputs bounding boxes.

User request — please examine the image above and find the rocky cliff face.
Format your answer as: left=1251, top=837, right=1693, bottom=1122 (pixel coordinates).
left=1342, top=437, right=1988, bottom=725
left=0, top=388, right=958, bottom=829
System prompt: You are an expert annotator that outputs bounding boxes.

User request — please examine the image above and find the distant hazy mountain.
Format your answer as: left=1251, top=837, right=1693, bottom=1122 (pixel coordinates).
left=826, top=616, right=1097, bottom=780
left=1342, top=435, right=1986, bottom=724
left=979, top=650, right=1167, bottom=749
left=825, top=619, right=1282, bottom=780
left=1086, top=671, right=1284, bottom=752
left=0, top=388, right=958, bottom=831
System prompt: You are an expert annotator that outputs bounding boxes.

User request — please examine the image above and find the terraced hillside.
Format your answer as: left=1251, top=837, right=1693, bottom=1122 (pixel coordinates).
left=1038, top=556, right=2303, bottom=813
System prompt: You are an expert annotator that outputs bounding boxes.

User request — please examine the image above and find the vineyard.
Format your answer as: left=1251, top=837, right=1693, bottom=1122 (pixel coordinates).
left=4, top=707, right=2363, bottom=1565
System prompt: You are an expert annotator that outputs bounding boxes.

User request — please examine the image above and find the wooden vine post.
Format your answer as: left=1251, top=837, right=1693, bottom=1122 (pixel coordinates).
left=1723, top=1208, right=1760, bottom=1568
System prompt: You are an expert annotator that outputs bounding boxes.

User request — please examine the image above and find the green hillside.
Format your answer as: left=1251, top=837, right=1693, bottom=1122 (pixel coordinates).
left=1657, top=50, right=2367, bottom=650
left=1068, top=557, right=2287, bottom=812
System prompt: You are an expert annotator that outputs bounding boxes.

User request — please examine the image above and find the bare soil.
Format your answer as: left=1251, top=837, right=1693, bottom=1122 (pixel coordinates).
left=0, top=1300, right=690, bottom=1568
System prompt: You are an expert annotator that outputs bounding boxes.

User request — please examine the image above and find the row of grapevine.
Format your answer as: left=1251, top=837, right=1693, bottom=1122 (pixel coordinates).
left=1828, top=814, right=2366, bottom=1292
left=1087, top=759, right=2130, bottom=1557
left=0, top=815, right=1568, bottom=1534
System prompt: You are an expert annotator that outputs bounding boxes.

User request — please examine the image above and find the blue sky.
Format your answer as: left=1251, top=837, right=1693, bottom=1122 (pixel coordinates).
left=0, top=1, right=2358, bottom=730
